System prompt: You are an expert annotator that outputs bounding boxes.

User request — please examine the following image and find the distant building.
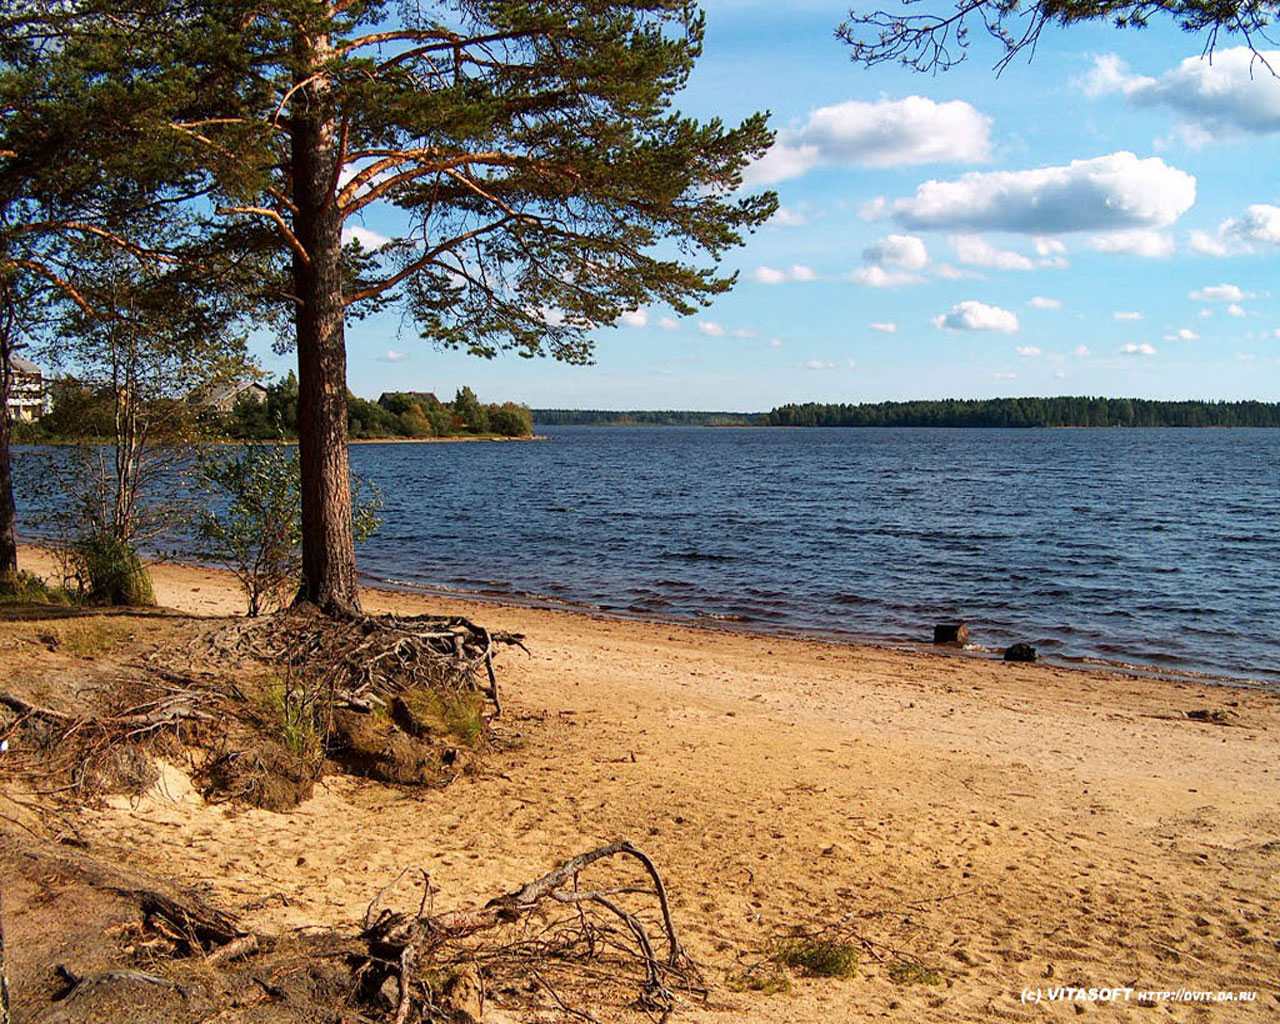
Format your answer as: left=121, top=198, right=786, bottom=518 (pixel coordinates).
left=6, top=353, right=49, bottom=422
left=198, top=381, right=269, bottom=412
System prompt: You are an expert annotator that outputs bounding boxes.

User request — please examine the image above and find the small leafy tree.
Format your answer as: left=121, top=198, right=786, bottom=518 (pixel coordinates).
left=198, top=444, right=381, bottom=616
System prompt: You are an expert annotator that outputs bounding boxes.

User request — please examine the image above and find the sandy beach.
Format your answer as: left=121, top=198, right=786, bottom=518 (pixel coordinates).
left=5, top=544, right=1279, bottom=1021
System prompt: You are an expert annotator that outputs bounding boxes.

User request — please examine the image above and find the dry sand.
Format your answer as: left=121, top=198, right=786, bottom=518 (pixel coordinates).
left=10, top=545, right=1280, bottom=1021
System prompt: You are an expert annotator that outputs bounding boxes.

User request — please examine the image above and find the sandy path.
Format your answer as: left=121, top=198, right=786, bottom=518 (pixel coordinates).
left=15, top=547, right=1280, bottom=1020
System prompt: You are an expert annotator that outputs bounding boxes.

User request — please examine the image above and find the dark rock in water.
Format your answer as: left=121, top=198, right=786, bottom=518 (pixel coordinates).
left=1004, top=643, right=1037, bottom=663
left=934, top=622, right=969, bottom=645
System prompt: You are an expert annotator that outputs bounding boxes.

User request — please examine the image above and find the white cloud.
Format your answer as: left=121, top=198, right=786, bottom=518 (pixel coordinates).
left=891, top=152, right=1196, bottom=234
left=1238, top=353, right=1257, bottom=361
left=1027, top=296, right=1062, bottom=309
left=1224, top=203, right=1280, bottom=245
left=859, top=197, right=890, bottom=221
left=1190, top=283, right=1251, bottom=302
left=744, top=96, right=992, bottom=185
left=771, top=207, right=808, bottom=227
left=752, top=266, right=788, bottom=285
left=698, top=321, right=726, bottom=337
left=1164, top=328, right=1199, bottom=341
left=1016, top=345, right=1042, bottom=356
left=769, top=337, right=783, bottom=347
left=1074, top=345, right=1092, bottom=357
left=753, top=264, right=817, bottom=285
left=1199, top=308, right=1214, bottom=318
left=994, top=371, right=1018, bottom=380
left=805, top=359, right=837, bottom=370
left=1188, top=229, right=1229, bottom=256
left=850, top=266, right=922, bottom=288
left=1120, top=342, right=1159, bottom=356
left=1113, top=311, right=1144, bottom=321
left=846, top=357, right=858, bottom=369
left=1227, top=303, right=1247, bottom=318
left=1084, top=49, right=1280, bottom=143
left=932, top=263, right=982, bottom=280
left=1034, top=237, right=1068, bottom=257
left=951, top=235, right=1035, bottom=270
left=381, top=349, right=410, bottom=362
left=869, top=321, right=898, bottom=334
left=619, top=308, right=648, bottom=328
left=657, top=316, right=680, bottom=331
left=863, top=234, right=930, bottom=270
left=731, top=328, right=758, bottom=339
left=1087, top=229, right=1175, bottom=259
left=342, top=225, right=392, bottom=248
left=932, top=300, right=1019, bottom=333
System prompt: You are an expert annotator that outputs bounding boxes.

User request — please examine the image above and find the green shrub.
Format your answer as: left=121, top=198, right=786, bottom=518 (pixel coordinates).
left=888, top=962, right=943, bottom=986
left=0, top=570, right=74, bottom=605
left=773, top=938, right=859, bottom=979
left=72, top=533, right=156, bottom=606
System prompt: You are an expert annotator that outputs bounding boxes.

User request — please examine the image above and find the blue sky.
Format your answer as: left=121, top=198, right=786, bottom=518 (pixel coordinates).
left=266, top=2, right=1280, bottom=410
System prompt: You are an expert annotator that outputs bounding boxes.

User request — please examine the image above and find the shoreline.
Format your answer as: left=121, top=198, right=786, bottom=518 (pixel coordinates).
left=16, top=541, right=1268, bottom=693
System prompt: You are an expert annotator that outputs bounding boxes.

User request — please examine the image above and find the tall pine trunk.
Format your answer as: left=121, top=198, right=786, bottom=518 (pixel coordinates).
left=0, top=284, right=20, bottom=577
left=290, top=26, right=361, bottom=616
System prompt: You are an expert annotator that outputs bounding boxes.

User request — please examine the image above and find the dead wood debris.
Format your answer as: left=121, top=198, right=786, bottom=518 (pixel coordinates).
left=361, top=841, right=703, bottom=1023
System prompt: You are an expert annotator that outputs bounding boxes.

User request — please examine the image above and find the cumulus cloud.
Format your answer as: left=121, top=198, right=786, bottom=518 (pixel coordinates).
left=753, top=264, right=818, bottom=285
left=752, top=266, right=788, bottom=285
left=1027, top=296, right=1062, bottom=309
left=863, top=234, right=930, bottom=270
left=744, top=96, right=993, bottom=185
left=1227, top=303, right=1247, bottom=318
left=932, top=300, right=1019, bottom=333
left=380, top=349, right=410, bottom=362
left=1113, top=311, right=1144, bottom=321
left=951, top=235, right=1035, bottom=270
left=869, top=321, right=898, bottom=333
left=657, top=316, right=680, bottom=331
left=771, top=207, right=808, bottom=227
left=342, top=225, right=392, bottom=248
left=891, top=152, right=1196, bottom=234
left=1224, top=203, right=1280, bottom=244
left=850, top=266, right=922, bottom=288
left=1188, top=229, right=1229, bottom=256
left=1083, top=49, right=1280, bottom=143
left=1074, top=345, right=1092, bottom=357
left=806, top=359, right=837, bottom=370
left=1165, top=328, right=1199, bottom=341
left=1190, top=283, right=1251, bottom=302
left=697, top=321, right=726, bottom=337
left=1088, top=229, right=1176, bottom=259
left=619, top=308, right=648, bottom=328
left=1016, top=345, right=1042, bottom=356
left=1121, top=342, right=1158, bottom=356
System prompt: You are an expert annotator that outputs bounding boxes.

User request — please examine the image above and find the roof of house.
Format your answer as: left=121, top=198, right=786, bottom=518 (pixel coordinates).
left=8, top=353, right=42, bottom=376
left=200, top=381, right=269, bottom=406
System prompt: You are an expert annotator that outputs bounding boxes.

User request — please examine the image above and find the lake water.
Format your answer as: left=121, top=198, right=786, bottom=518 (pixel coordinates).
left=342, top=426, right=1279, bottom=686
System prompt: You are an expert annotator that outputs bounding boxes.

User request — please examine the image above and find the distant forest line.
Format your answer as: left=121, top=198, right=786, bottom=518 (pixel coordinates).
left=535, top=398, right=1280, bottom=429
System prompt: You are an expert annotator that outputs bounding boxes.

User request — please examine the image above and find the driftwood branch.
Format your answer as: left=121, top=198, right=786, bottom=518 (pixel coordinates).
left=363, top=841, right=694, bottom=1017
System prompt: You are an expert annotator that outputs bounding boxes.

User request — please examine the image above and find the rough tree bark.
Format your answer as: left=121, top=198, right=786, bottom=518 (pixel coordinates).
left=290, top=26, right=361, bottom=616
left=0, top=281, right=20, bottom=577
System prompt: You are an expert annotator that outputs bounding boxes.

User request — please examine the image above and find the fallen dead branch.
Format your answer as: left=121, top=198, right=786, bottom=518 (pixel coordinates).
left=362, top=841, right=701, bottom=1022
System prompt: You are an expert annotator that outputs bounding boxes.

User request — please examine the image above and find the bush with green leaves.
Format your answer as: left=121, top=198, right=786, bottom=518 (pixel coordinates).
left=69, top=532, right=156, bottom=606
left=198, top=445, right=381, bottom=616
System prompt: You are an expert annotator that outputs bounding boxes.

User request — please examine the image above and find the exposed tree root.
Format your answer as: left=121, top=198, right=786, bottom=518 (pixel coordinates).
left=212, top=606, right=526, bottom=717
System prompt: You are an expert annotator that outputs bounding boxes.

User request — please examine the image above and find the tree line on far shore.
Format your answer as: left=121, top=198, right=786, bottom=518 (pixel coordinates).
left=18, top=378, right=534, bottom=442
left=766, top=398, right=1280, bottom=429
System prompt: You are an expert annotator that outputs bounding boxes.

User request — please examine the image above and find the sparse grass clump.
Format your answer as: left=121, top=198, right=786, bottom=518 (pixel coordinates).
left=727, top=969, right=792, bottom=995
left=72, top=533, right=156, bottom=606
left=772, top=937, right=859, bottom=979
left=397, top=687, right=486, bottom=747
left=0, top=570, right=74, bottom=606
left=888, top=961, right=943, bottom=986
left=261, top=673, right=324, bottom=766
